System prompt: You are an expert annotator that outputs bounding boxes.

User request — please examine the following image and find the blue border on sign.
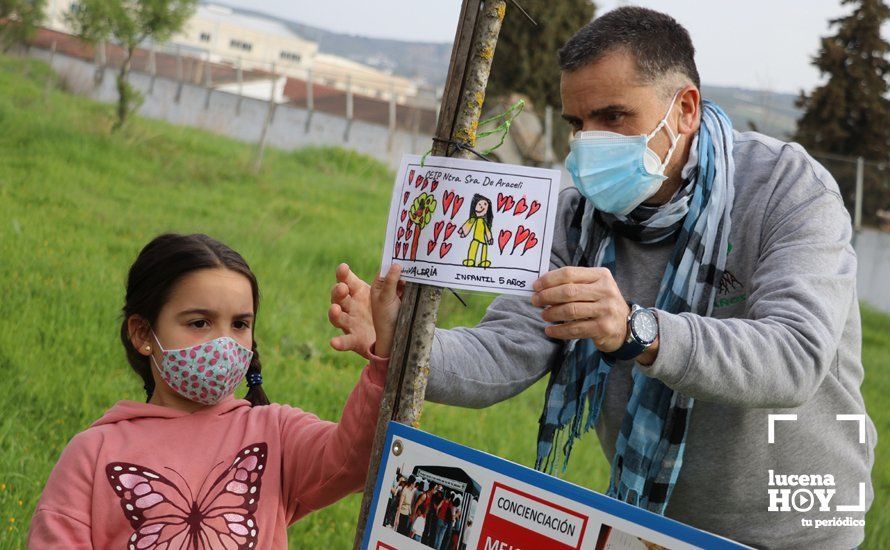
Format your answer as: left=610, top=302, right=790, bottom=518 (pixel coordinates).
left=361, top=422, right=749, bottom=550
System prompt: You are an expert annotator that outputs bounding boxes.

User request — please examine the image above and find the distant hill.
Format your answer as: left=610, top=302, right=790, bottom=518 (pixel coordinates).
left=214, top=2, right=802, bottom=140
left=702, top=85, right=801, bottom=141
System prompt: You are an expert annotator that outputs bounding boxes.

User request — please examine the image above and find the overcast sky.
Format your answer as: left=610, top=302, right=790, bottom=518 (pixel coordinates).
left=217, top=0, right=862, bottom=94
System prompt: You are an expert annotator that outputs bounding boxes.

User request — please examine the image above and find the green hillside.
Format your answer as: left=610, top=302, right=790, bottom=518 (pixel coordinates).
left=0, top=53, right=885, bottom=548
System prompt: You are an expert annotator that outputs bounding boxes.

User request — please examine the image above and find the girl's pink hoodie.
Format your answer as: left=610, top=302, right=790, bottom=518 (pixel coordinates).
left=27, top=355, right=387, bottom=549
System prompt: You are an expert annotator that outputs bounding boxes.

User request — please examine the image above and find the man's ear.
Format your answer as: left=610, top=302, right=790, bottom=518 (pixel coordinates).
left=127, top=315, right=152, bottom=357
left=677, top=85, right=701, bottom=136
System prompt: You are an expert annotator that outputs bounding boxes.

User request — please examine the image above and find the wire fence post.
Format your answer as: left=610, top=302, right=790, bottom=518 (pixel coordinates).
left=344, top=75, right=354, bottom=142
left=387, top=83, right=397, bottom=152
left=253, top=63, right=278, bottom=172
left=93, top=41, right=105, bottom=87
left=44, top=40, right=57, bottom=101
left=174, top=45, right=184, bottom=103
left=351, top=1, right=508, bottom=546
left=544, top=104, right=554, bottom=165
left=304, top=68, right=314, bottom=133
left=203, top=49, right=213, bottom=109
left=148, top=44, right=157, bottom=95
left=855, top=156, right=864, bottom=232
left=235, top=57, right=243, bottom=116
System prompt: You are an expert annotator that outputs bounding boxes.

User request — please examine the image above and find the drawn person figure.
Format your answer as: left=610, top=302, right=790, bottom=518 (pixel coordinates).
left=458, top=194, right=494, bottom=267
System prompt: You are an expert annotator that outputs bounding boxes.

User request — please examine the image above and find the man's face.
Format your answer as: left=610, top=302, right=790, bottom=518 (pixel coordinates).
left=560, top=49, right=698, bottom=190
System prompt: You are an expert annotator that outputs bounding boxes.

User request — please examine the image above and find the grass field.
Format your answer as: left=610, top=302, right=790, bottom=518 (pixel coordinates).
left=0, top=53, right=886, bottom=548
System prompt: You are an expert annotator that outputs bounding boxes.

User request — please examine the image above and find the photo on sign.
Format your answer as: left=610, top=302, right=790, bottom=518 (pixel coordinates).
left=381, top=155, right=561, bottom=296
left=595, top=524, right=665, bottom=550
left=380, top=461, right=481, bottom=550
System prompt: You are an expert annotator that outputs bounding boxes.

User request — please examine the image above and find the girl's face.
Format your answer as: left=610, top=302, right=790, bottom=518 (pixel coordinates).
left=475, top=199, right=490, bottom=216
left=151, top=267, right=254, bottom=353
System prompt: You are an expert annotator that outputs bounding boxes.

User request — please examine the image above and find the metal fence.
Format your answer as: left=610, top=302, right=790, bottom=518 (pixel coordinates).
left=810, top=152, right=890, bottom=230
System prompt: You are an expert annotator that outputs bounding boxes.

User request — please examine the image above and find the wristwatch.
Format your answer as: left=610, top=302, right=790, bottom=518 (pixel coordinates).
left=604, top=302, right=659, bottom=361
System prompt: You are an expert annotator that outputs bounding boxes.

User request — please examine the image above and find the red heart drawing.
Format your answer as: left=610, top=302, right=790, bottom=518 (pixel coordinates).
left=439, top=242, right=452, bottom=258
left=497, top=192, right=508, bottom=212
left=503, top=195, right=515, bottom=212
left=431, top=180, right=439, bottom=192
left=433, top=220, right=444, bottom=241
left=427, top=239, right=437, bottom=255
left=406, top=227, right=414, bottom=241
left=415, top=175, right=424, bottom=189
left=402, top=243, right=409, bottom=257
left=394, top=241, right=401, bottom=257
left=444, top=222, right=456, bottom=240
left=497, top=229, right=512, bottom=254
left=397, top=227, right=405, bottom=240
left=408, top=169, right=415, bottom=185
left=420, top=176, right=428, bottom=191
left=513, top=225, right=531, bottom=252
left=451, top=195, right=464, bottom=219
left=514, top=197, right=528, bottom=216
left=527, top=200, right=541, bottom=218
left=400, top=209, right=406, bottom=222
left=522, top=233, right=539, bottom=255
left=403, top=192, right=410, bottom=205
left=442, top=191, right=455, bottom=213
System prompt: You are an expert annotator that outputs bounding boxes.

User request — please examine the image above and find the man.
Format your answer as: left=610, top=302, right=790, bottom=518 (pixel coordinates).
left=330, top=7, right=876, bottom=548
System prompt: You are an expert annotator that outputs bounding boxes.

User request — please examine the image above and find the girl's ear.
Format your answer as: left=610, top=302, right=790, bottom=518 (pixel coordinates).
left=127, top=315, right=153, bottom=357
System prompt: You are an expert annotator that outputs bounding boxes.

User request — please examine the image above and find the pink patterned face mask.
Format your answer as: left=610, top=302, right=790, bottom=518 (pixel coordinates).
left=150, top=331, right=253, bottom=405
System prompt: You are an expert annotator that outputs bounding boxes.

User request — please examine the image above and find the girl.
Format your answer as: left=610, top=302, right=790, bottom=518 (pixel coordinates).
left=457, top=194, right=494, bottom=268
left=28, top=233, right=402, bottom=549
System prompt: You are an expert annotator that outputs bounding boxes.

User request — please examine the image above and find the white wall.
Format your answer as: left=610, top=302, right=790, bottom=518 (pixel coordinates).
left=33, top=48, right=433, bottom=170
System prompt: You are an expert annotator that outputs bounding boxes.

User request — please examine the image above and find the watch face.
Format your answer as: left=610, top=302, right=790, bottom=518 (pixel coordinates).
left=631, top=308, right=658, bottom=345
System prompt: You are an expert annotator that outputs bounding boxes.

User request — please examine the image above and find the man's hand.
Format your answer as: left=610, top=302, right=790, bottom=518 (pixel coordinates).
left=370, top=264, right=403, bottom=358
left=329, top=263, right=375, bottom=359
left=531, top=266, right=631, bottom=352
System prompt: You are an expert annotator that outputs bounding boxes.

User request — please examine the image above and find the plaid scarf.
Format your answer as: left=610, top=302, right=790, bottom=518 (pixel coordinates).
left=535, top=101, right=735, bottom=514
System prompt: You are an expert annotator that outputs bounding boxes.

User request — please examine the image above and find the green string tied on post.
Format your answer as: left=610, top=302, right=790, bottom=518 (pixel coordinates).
left=421, top=98, right=526, bottom=166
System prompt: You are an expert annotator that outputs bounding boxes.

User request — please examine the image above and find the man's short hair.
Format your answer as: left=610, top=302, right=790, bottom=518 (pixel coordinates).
left=558, top=7, right=701, bottom=92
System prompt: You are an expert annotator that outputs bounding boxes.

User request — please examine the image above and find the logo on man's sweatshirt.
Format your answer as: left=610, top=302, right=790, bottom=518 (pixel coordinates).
left=766, top=414, right=867, bottom=530
left=713, top=243, right=748, bottom=309
left=714, top=270, right=747, bottom=309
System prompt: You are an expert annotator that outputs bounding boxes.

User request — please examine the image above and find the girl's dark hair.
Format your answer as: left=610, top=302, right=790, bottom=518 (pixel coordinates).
left=120, top=233, right=270, bottom=407
left=469, top=193, right=494, bottom=229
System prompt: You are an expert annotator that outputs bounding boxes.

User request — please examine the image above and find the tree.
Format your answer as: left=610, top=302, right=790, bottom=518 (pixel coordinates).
left=407, top=192, right=437, bottom=261
left=486, top=0, right=595, bottom=156
left=795, top=0, right=890, bottom=158
left=794, top=0, right=890, bottom=225
left=66, top=0, right=197, bottom=130
left=0, top=0, right=46, bottom=52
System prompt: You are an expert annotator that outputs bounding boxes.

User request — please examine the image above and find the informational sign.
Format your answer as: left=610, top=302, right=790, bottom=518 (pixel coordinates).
left=362, top=422, right=751, bottom=550
left=381, top=154, right=561, bottom=296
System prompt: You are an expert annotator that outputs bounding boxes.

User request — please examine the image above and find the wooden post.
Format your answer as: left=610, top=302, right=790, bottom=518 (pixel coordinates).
left=304, top=68, right=314, bottom=133
left=235, top=57, right=244, bottom=116
left=253, top=64, right=278, bottom=172
left=351, top=1, right=506, bottom=547
left=174, top=46, right=184, bottom=103
left=148, top=44, right=157, bottom=95
left=343, top=75, right=354, bottom=142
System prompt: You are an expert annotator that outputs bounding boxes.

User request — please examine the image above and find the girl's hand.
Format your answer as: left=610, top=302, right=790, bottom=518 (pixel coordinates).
left=329, top=263, right=375, bottom=359
left=371, top=264, right=403, bottom=358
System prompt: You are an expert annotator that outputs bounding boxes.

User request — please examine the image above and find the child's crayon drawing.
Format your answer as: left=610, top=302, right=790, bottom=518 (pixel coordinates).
left=382, top=155, right=561, bottom=296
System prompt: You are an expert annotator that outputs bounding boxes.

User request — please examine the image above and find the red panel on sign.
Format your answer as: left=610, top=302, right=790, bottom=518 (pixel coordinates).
left=376, top=543, right=398, bottom=550
left=477, top=482, right=589, bottom=550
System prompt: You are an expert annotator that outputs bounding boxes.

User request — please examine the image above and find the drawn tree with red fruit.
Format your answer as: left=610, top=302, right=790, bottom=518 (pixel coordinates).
left=408, top=192, right=437, bottom=260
